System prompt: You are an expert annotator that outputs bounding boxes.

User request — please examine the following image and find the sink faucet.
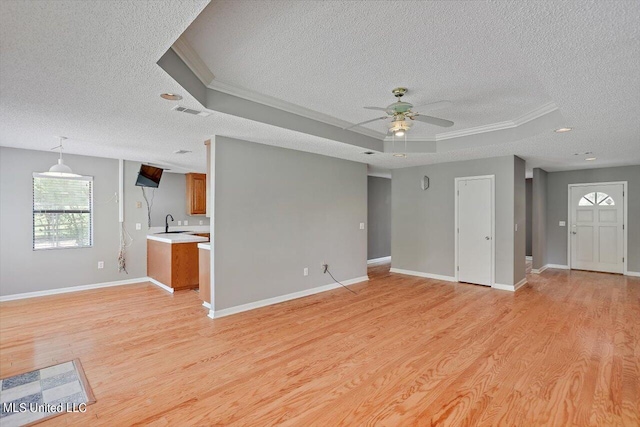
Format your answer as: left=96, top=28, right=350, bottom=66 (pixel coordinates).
left=165, top=214, right=174, bottom=233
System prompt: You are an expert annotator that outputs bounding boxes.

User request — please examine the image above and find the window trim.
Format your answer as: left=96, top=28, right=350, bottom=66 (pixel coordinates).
left=32, top=173, right=94, bottom=251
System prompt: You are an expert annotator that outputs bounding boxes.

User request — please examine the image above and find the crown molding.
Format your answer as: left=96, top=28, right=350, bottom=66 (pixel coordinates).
left=170, top=35, right=215, bottom=86
left=382, top=102, right=558, bottom=143
left=207, top=79, right=386, bottom=140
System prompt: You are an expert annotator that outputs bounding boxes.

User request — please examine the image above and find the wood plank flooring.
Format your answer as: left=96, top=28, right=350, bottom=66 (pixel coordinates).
left=1, top=264, right=638, bottom=426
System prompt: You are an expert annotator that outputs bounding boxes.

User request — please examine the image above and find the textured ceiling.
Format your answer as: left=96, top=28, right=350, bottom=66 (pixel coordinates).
left=1, top=0, right=638, bottom=175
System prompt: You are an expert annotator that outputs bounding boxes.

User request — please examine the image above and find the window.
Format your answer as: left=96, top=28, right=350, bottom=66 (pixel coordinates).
left=32, top=174, right=93, bottom=250
left=578, top=192, right=615, bottom=206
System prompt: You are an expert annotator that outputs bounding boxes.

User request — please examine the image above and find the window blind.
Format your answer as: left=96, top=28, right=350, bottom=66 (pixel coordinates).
left=32, top=173, right=93, bottom=250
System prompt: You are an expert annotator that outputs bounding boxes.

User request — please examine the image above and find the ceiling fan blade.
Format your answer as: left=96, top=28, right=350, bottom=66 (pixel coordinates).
left=412, top=100, right=452, bottom=112
left=413, top=114, right=454, bottom=127
left=363, top=106, right=388, bottom=111
left=344, top=116, right=388, bottom=130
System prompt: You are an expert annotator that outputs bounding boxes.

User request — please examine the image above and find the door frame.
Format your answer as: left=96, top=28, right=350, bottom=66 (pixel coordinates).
left=454, top=175, right=495, bottom=285
left=567, top=181, right=628, bottom=274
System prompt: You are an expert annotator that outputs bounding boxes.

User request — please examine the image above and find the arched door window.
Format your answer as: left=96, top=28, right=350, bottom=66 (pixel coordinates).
left=578, top=192, right=615, bottom=206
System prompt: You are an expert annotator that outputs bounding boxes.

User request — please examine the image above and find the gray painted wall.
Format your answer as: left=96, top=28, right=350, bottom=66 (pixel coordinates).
left=532, top=168, right=548, bottom=270
left=0, top=147, right=203, bottom=297
left=138, top=170, right=211, bottom=228
left=513, top=157, right=526, bottom=284
left=525, top=178, right=532, bottom=257
left=391, top=155, right=518, bottom=286
left=545, top=165, right=640, bottom=271
left=213, top=136, right=367, bottom=311
left=367, top=176, right=391, bottom=260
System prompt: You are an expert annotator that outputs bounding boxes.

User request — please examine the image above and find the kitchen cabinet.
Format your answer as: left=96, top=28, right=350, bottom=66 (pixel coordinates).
left=186, top=173, right=206, bottom=215
left=147, top=233, right=208, bottom=291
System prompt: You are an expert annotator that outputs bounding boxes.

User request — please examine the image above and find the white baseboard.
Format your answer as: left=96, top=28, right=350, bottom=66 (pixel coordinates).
left=147, top=278, right=174, bottom=294
left=625, top=271, right=640, bottom=277
left=367, top=256, right=391, bottom=265
left=202, top=301, right=211, bottom=309
left=389, top=268, right=456, bottom=282
left=531, top=264, right=570, bottom=273
left=0, top=277, right=149, bottom=302
left=209, top=275, right=369, bottom=319
left=531, top=265, right=548, bottom=274
left=547, top=264, right=570, bottom=270
left=492, top=278, right=526, bottom=292
left=525, top=256, right=533, bottom=261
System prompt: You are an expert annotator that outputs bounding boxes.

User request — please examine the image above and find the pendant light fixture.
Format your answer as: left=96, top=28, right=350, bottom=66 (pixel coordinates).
left=43, top=136, right=81, bottom=177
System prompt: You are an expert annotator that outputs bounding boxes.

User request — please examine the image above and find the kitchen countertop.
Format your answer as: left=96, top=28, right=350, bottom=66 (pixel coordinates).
left=147, top=233, right=209, bottom=244
left=197, top=243, right=211, bottom=250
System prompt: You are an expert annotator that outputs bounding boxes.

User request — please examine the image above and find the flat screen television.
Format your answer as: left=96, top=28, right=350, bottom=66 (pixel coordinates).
left=135, top=164, right=164, bottom=188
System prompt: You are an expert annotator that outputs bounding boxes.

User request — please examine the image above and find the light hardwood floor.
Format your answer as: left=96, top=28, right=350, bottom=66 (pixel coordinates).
left=1, top=264, right=639, bottom=426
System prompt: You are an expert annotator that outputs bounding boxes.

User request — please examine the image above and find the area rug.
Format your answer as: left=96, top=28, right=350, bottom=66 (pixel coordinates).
left=0, top=359, right=95, bottom=426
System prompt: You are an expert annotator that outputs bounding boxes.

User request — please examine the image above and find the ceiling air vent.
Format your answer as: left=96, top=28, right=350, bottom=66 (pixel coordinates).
left=173, top=150, right=192, bottom=155
left=172, top=106, right=211, bottom=117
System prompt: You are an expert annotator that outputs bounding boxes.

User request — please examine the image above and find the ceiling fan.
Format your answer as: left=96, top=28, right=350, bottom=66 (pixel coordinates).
left=345, top=87, right=454, bottom=137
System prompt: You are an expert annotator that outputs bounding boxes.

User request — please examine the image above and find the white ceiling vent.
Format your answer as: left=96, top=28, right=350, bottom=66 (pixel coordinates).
left=172, top=105, right=211, bottom=117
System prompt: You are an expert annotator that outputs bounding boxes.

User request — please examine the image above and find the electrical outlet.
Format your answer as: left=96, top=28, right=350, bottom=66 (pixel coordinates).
left=199, top=220, right=203, bottom=225
left=135, top=223, right=141, bottom=230
left=98, top=261, right=104, bottom=269
left=303, top=267, right=308, bottom=276
left=177, top=220, right=182, bottom=226
left=360, top=222, right=365, bottom=230
left=136, top=201, right=142, bottom=208
left=184, top=220, right=188, bottom=226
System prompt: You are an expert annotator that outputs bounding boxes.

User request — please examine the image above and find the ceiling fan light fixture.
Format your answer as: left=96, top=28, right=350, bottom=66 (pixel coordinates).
left=388, top=119, right=412, bottom=134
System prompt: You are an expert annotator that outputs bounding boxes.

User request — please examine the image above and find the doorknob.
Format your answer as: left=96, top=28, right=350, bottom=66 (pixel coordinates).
left=485, top=236, right=490, bottom=240
left=572, top=231, right=577, bottom=235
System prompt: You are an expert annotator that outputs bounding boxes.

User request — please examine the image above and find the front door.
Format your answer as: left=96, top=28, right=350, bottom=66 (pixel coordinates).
left=570, top=184, right=624, bottom=273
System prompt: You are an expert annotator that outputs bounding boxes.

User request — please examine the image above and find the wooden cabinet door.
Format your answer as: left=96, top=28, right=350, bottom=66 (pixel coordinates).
left=186, top=173, right=207, bottom=215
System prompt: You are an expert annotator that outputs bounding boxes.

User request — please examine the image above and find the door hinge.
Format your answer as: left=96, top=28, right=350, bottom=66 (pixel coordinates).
left=623, top=257, right=625, bottom=262
left=457, top=266, right=459, bottom=271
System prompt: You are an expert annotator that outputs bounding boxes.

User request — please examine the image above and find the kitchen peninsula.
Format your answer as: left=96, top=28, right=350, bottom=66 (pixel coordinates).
left=147, top=233, right=208, bottom=291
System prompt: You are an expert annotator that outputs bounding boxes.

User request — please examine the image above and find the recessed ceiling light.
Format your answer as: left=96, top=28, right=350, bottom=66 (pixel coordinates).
left=554, top=127, right=573, bottom=133
left=161, top=93, right=182, bottom=101
left=393, top=153, right=406, bottom=158
left=585, top=157, right=597, bottom=161
left=363, top=151, right=375, bottom=155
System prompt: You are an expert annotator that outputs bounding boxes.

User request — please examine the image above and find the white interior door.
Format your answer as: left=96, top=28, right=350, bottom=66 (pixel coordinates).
left=457, top=177, right=493, bottom=286
left=570, top=184, right=624, bottom=273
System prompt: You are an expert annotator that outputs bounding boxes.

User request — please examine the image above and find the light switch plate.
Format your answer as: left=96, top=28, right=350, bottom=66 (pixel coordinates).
left=184, top=220, right=188, bottom=226
left=360, top=223, right=365, bottom=230
left=303, top=268, right=308, bottom=276
left=136, top=201, right=142, bottom=208
left=177, top=221, right=182, bottom=226
left=97, top=261, right=104, bottom=269
left=559, top=221, right=566, bottom=226
left=135, top=223, right=141, bottom=230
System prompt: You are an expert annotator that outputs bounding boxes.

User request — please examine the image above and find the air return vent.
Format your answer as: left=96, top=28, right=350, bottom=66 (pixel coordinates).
left=172, top=106, right=211, bottom=117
